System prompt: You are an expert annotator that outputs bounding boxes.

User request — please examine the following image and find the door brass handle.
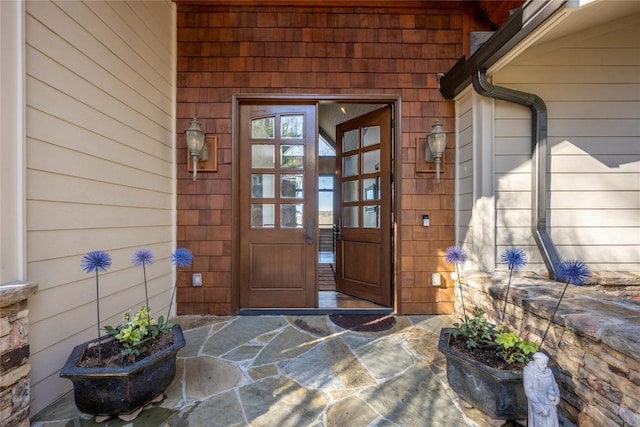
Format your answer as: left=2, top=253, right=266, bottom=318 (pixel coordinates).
left=306, top=218, right=314, bottom=244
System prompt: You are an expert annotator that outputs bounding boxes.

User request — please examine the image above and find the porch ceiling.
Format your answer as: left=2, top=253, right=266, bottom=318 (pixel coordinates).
left=318, top=102, right=384, bottom=146
left=533, top=0, right=640, bottom=45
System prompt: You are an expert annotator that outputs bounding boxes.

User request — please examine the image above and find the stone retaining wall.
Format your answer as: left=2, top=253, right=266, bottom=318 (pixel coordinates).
left=590, top=271, right=640, bottom=299
left=456, top=272, right=640, bottom=427
left=1, top=282, right=38, bottom=427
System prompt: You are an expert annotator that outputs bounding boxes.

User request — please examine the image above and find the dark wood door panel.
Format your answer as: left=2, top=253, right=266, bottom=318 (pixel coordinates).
left=335, top=106, right=392, bottom=306
left=238, top=103, right=317, bottom=309
left=342, top=241, right=380, bottom=285
left=250, top=243, right=306, bottom=289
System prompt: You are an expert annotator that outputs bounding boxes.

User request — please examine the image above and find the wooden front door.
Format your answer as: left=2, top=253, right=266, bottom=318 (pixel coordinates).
left=238, top=104, right=317, bottom=308
left=335, top=106, right=392, bottom=306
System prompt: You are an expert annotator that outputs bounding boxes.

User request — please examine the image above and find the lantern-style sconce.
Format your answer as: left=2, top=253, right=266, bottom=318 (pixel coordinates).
left=426, top=120, right=447, bottom=182
left=185, top=117, right=207, bottom=181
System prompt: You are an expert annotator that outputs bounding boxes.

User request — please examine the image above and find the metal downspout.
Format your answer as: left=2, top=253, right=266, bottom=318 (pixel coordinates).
left=472, top=69, right=560, bottom=279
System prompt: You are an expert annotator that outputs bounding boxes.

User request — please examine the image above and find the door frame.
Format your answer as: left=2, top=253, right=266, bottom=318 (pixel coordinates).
left=231, top=94, right=402, bottom=313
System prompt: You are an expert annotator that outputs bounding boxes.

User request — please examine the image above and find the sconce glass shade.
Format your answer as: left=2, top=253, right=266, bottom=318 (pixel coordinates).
left=427, top=120, right=447, bottom=158
left=185, top=117, right=205, bottom=181
left=427, top=120, right=447, bottom=183
left=186, top=118, right=205, bottom=155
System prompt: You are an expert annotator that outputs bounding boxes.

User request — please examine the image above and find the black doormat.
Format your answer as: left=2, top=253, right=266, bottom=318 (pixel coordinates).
left=329, top=314, right=396, bottom=332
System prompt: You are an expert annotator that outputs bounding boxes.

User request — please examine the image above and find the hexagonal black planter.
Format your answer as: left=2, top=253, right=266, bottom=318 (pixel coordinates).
left=438, top=328, right=527, bottom=420
left=60, top=324, right=185, bottom=416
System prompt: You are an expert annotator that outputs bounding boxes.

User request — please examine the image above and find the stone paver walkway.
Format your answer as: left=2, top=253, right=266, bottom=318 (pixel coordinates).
left=32, top=314, right=497, bottom=427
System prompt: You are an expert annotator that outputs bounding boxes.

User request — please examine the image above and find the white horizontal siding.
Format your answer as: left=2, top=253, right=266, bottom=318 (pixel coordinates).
left=496, top=244, right=543, bottom=266
left=27, top=226, right=173, bottom=263
left=25, top=0, right=175, bottom=416
left=548, top=101, right=640, bottom=119
left=496, top=209, right=532, bottom=228
left=25, top=242, right=172, bottom=293
left=28, top=170, right=172, bottom=209
left=550, top=191, right=639, bottom=209
left=456, top=92, right=474, bottom=253
left=549, top=172, right=638, bottom=190
left=551, top=228, right=640, bottom=246
left=28, top=1, right=172, bottom=114
left=491, top=96, right=538, bottom=269
left=496, top=172, right=530, bottom=192
left=492, top=9, right=640, bottom=272
left=27, top=108, right=171, bottom=177
left=551, top=209, right=639, bottom=227
left=494, top=137, right=532, bottom=155
left=27, top=201, right=172, bottom=231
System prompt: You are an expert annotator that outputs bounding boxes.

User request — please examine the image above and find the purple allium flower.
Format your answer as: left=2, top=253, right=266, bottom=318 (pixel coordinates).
left=132, top=248, right=154, bottom=267
left=501, top=247, right=528, bottom=270
left=167, top=248, right=193, bottom=321
left=540, top=259, right=591, bottom=349
left=556, top=260, right=591, bottom=286
left=445, top=246, right=467, bottom=265
left=81, top=250, right=112, bottom=362
left=81, top=251, right=112, bottom=273
left=171, top=248, right=193, bottom=268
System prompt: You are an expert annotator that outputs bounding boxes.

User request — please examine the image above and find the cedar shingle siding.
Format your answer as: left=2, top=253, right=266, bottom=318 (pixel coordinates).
left=175, top=2, right=492, bottom=315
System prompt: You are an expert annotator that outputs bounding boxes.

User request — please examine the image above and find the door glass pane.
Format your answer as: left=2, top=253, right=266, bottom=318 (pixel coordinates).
left=281, top=204, right=303, bottom=228
left=363, top=205, right=380, bottom=228
left=319, top=192, right=333, bottom=225
left=251, top=117, right=275, bottom=139
left=363, top=149, right=380, bottom=173
left=319, top=135, right=336, bottom=156
left=281, top=145, right=304, bottom=169
left=251, top=204, right=275, bottom=228
left=252, top=145, right=275, bottom=168
left=342, top=129, right=359, bottom=152
left=362, top=126, right=380, bottom=147
left=362, top=177, right=380, bottom=201
left=318, top=175, right=333, bottom=190
left=281, top=174, right=304, bottom=198
left=343, top=180, right=359, bottom=202
left=281, top=115, right=304, bottom=139
left=319, top=175, right=333, bottom=227
left=343, top=206, right=358, bottom=227
left=251, top=174, right=275, bottom=198
left=343, top=154, right=358, bottom=177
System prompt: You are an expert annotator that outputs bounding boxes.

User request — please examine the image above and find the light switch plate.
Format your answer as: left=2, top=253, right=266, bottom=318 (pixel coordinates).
left=432, top=273, right=441, bottom=287
left=192, top=273, right=202, bottom=287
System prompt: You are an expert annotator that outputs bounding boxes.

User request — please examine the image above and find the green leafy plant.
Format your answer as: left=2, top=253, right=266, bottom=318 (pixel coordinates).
left=495, top=331, right=539, bottom=364
left=450, top=306, right=495, bottom=350
left=105, top=306, right=174, bottom=362
left=80, top=247, right=193, bottom=365
left=450, top=306, right=539, bottom=365
left=442, top=246, right=540, bottom=367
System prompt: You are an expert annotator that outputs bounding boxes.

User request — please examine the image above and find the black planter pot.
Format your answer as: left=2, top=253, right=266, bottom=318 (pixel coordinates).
left=60, top=324, right=185, bottom=415
left=438, top=328, right=528, bottom=420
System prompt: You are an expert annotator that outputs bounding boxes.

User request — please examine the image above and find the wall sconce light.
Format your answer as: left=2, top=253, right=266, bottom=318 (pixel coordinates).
left=185, top=117, right=207, bottom=181
left=426, top=120, right=447, bottom=182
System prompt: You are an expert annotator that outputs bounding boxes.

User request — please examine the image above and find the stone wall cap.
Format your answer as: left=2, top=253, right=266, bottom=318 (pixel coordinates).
left=0, top=281, right=38, bottom=307
left=462, top=271, right=640, bottom=362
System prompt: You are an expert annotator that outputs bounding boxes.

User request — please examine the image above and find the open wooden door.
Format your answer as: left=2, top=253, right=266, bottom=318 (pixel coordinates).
left=238, top=104, right=317, bottom=308
left=335, top=106, right=392, bottom=306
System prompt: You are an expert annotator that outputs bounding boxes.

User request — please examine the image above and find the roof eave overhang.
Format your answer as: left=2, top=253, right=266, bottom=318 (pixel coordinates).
left=440, top=0, right=567, bottom=99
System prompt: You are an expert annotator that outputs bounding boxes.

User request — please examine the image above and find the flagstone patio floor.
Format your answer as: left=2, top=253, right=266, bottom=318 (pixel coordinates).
left=31, top=314, right=575, bottom=427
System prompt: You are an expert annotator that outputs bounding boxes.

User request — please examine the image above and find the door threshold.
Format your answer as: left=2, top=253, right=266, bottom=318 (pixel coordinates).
left=238, top=308, right=394, bottom=316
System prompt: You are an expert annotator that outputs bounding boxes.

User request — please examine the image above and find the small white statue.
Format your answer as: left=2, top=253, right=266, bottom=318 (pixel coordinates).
left=524, top=352, right=560, bottom=427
